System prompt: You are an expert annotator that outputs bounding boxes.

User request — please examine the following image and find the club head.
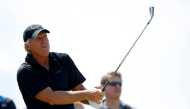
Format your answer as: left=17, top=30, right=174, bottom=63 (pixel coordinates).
left=149, top=7, right=154, bottom=18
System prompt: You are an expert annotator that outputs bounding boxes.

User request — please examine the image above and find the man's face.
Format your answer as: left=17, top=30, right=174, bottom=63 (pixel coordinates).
left=29, top=32, right=50, bottom=57
left=105, top=76, right=122, bottom=99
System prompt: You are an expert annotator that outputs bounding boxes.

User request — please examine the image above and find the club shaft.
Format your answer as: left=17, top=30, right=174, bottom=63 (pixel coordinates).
left=102, top=15, right=154, bottom=91
left=115, top=17, right=153, bottom=72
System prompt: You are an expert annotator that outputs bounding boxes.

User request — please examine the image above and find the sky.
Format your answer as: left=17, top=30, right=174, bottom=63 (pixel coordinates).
left=0, top=0, right=190, bottom=109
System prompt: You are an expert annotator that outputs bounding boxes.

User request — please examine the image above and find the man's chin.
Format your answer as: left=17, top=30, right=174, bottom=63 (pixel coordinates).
left=40, top=51, right=49, bottom=57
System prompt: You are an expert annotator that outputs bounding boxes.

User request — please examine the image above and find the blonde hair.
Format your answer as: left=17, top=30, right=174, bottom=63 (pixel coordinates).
left=100, top=71, right=122, bottom=86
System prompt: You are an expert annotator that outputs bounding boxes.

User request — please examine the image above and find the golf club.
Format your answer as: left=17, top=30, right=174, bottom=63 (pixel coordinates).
left=102, top=6, right=155, bottom=91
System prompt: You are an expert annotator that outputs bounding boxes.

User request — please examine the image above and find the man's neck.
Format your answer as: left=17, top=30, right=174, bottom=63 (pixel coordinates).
left=106, top=98, right=120, bottom=109
left=32, top=53, right=49, bottom=70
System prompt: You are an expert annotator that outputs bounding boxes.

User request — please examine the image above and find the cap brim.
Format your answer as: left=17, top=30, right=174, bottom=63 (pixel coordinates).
left=32, top=29, right=50, bottom=39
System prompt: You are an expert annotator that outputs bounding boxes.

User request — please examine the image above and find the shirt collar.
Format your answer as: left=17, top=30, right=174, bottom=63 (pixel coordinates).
left=25, top=53, right=51, bottom=67
left=25, top=53, right=38, bottom=65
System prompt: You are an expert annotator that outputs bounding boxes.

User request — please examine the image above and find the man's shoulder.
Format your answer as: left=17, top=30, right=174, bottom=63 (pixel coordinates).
left=123, top=104, right=133, bottom=109
left=17, top=62, right=35, bottom=81
left=50, top=52, right=71, bottom=62
left=17, top=62, right=32, bottom=73
left=50, top=52, right=69, bottom=58
left=120, top=101, right=133, bottom=109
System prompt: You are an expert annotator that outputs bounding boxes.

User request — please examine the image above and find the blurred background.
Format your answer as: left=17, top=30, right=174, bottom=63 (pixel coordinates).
left=0, top=0, right=189, bottom=109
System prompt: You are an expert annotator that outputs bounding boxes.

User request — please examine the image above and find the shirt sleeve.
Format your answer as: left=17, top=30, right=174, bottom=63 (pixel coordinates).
left=63, top=54, right=86, bottom=89
left=17, top=64, right=48, bottom=98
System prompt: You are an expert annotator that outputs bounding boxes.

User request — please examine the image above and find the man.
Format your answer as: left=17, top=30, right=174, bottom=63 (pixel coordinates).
left=74, top=102, right=84, bottom=109
left=0, top=95, right=16, bottom=109
left=17, top=24, right=102, bottom=109
left=99, top=71, right=133, bottom=109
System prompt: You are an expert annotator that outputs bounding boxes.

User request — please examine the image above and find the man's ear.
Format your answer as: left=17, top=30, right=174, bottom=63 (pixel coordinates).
left=24, top=41, right=31, bottom=52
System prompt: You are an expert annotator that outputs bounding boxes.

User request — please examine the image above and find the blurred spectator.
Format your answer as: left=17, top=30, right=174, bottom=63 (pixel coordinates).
left=0, top=95, right=16, bottom=109
left=99, top=71, right=133, bottom=109
left=74, top=102, right=84, bottom=109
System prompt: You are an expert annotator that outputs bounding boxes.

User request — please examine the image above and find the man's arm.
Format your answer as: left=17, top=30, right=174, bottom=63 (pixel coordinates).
left=72, top=84, right=89, bottom=104
left=35, top=86, right=102, bottom=105
left=72, top=84, right=102, bottom=109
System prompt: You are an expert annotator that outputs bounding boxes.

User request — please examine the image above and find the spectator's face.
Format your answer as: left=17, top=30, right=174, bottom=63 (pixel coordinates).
left=105, top=76, right=122, bottom=99
left=29, top=32, right=50, bottom=57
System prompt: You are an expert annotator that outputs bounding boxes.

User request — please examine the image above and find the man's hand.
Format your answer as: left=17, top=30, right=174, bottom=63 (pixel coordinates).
left=86, top=88, right=103, bottom=104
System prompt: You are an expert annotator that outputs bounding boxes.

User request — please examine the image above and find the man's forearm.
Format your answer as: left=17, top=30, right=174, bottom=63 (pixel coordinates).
left=51, top=90, right=89, bottom=105
left=81, top=100, right=89, bottom=104
left=72, top=84, right=89, bottom=104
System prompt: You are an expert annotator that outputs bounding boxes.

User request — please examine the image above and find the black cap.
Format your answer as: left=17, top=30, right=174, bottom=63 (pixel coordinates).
left=23, top=24, right=50, bottom=42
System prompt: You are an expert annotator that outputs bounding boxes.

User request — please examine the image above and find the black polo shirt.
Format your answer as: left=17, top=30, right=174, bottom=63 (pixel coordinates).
left=17, top=52, right=86, bottom=109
